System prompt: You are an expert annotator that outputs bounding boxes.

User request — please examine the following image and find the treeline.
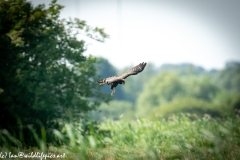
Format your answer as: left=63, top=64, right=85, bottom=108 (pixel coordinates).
left=93, top=59, right=240, bottom=121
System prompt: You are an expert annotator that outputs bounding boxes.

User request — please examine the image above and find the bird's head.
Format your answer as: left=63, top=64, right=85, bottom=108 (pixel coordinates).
left=121, top=79, right=125, bottom=85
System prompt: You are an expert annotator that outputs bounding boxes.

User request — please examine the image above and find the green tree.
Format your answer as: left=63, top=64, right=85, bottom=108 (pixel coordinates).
left=149, top=97, right=222, bottom=120
left=136, top=72, right=220, bottom=116
left=158, top=63, right=206, bottom=75
left=0, top=0, right=108, bottom=144
left=136, top=72, right=185, bottom=115
left=214, top=61, right=240, bottom=93
left=213, top=92, right=240, bottom=115
left=184, top=76, right=219, bottom=101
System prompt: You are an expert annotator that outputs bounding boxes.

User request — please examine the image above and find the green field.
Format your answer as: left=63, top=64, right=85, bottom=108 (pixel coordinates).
left=2, top=114, right=240, bottom=160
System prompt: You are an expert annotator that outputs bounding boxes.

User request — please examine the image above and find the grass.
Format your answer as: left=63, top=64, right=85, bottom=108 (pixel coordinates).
left=1, top=114, right=240, bottom=160
left=97, top=114, right=240, bottom=159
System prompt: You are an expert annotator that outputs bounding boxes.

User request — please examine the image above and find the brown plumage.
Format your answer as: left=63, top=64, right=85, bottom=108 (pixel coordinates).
left=97, top=62, right=147, bottom=96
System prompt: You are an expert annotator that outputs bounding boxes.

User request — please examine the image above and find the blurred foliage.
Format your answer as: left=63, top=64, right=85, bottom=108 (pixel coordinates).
left=183, top=75, right=219, bottom=101
left=158, top=63, right=206, bottom=75
left=149, top=97, right=222, bottom=120
left=0, top=0, right=108, bottom=145
left=90, top=100, right=134, bottom=121
left=97, top=115, right=240, bottom=160
left=136, top=72, right=185, bottom=115
left=231, top=93, right=240, bottom=110
left=135, top=72, right=219, bottom=116
left=2, top=115, right=240, bottom=159
left=213, top=92, right=240, bottom=114
left=213, top=61, right=240, bottom=93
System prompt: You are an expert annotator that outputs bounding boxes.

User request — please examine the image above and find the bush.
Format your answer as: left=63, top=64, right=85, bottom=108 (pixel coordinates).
left=149, top=97, right=222, bottom=120
left=231, top=93, right=240, bottom=110
left=212, top=92, right=240, bottom=115
left=136, top=72, right=185, bottom=116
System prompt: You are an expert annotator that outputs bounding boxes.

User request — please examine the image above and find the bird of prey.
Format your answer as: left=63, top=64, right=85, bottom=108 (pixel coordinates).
left=97, top=62, right=147, bottom=96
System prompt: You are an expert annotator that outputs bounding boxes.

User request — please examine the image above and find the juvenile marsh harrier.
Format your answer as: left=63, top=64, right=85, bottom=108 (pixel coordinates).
left=97, top=62, right=147, bottom=96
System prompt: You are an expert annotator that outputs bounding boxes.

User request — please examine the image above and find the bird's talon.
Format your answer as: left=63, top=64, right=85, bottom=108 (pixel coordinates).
left=111, top=91, right=114, bottom=96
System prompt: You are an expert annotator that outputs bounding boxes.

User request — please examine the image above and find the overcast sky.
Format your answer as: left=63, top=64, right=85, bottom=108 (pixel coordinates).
left=34, top=0, right=240, bottom=70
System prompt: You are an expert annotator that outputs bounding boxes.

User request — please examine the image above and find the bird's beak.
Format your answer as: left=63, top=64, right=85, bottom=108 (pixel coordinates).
left=123, top=80, right=125, bottom=85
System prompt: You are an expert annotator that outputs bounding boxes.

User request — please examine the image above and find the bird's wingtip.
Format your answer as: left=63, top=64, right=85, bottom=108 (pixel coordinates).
left=140, top=62, right=147, bottom=66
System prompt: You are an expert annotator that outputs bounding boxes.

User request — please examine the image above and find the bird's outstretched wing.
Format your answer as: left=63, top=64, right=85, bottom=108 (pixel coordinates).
left=97, top=76, right=120, bottom=85
left=119, top=62, right=147, bottom=79
left=97, top=62, right=147, bottom=85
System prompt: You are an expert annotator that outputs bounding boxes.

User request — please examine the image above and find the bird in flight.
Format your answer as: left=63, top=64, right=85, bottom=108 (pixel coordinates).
left=97, top=62, right=147, bottom=96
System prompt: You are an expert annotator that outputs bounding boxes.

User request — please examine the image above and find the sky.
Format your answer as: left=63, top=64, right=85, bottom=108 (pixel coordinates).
left=34, top=0, right=240, bottom=70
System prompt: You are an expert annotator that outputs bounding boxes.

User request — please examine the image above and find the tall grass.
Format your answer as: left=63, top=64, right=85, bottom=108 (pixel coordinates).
left=1, top=114, right=240, bottom=160
left=98, top=114, right=240, bottom=159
